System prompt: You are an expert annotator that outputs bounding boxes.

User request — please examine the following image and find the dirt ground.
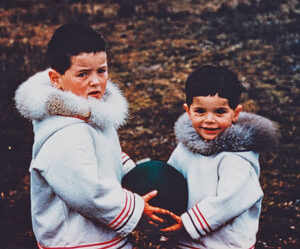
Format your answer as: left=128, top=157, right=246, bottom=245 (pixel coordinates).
left=0, top=0, right=299, bottom=248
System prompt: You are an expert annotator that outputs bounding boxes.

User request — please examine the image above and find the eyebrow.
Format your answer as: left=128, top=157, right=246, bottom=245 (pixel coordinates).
left=77, top=68, right=90, bottom=72
left=76, top=66, right=107, bottom=72
left=214, top=107, right=228, bottom=109
left=192, top=106, right=230, bottom=112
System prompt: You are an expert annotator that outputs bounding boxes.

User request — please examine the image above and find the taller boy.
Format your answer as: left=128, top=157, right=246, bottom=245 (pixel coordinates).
left=164, top=65, right=278, bottom=248
left=15, top=24, right=169, bottom=249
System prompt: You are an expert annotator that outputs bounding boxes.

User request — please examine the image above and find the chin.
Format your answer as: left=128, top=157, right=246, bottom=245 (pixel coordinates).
left=200, top=134, right=218, bottom=141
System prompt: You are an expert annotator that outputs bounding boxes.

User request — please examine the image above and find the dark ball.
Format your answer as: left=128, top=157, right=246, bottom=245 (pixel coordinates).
left=122, top=160, right=188, bottom=216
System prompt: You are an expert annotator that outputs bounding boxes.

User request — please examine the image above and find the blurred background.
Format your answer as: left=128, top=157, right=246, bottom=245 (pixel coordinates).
left=0, top=0, right=299, bottom=248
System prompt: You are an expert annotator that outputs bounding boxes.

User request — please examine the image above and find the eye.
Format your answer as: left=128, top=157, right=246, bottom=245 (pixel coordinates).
left=215, top=108, right=227, bottom=114
left=98, top=68, right=107, bottom=74
left=77, top=72, right=88, bottom=77
left=195, top=108, right=206, bottom=114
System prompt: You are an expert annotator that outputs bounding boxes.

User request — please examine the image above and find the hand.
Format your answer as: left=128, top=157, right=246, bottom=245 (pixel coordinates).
left=142, top=190, right=171, bottom=226
left=160, top=212, right=183, bottom=236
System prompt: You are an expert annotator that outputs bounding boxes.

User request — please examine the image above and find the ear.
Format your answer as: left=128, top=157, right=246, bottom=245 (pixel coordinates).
left=183, top=103, right=192, bottom=119
left=48, top=70, right=63, bottom=90
left=232, top=104, right=243, bottom=123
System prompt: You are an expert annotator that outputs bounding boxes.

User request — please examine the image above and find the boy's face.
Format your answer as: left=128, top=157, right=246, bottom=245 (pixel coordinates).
left=49, top=52, right=108, bottom=99
left=184, top=94, right=242, bottom=141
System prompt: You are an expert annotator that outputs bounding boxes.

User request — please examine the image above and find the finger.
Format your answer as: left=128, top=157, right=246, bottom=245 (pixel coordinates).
left=160, top=223, right=181, bottom=232
left=149, top=213, right=165, bottom=223
left=150, top=206, right=172, bottom=215
left=169, top=212, right=181, bottom=222
left=148, top=220, right=158, bottom=227
left=142, top=190, right=158, bottom=202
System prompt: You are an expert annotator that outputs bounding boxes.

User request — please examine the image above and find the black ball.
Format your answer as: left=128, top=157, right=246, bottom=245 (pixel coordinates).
left=122, top=161, right=188, bottom=216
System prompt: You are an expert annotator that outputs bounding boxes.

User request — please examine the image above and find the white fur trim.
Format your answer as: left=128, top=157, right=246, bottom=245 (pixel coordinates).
left=15, top=69, right=128, bottom=129
left=174, top=112, right=278, bottom=155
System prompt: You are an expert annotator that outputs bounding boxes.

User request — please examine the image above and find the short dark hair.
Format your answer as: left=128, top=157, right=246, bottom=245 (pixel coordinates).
left=185, top=65, right=243, bottom=109
left=47, top=23, right=106, bottom=74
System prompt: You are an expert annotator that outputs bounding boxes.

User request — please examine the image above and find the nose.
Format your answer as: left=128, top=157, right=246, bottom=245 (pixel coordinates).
left=89, top=73, right=101, bottom=86
left=204, top=112, right=215, bottom=123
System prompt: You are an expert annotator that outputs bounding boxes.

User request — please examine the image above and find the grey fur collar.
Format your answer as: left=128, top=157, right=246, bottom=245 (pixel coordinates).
left=15, top=69, right=128, bottom=129
left=174, top=112, right=278, bottom=155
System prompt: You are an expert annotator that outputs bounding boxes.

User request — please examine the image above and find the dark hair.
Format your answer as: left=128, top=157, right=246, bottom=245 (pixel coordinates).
left=47, top=23, right=106, bottom=74
left=185, top=65, right=243, bottom=109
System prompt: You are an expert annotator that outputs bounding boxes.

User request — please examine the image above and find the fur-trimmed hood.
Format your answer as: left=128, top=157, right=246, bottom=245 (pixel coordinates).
left=174, top=112, right=278, bottom=156
left=15, top=69, right=128, bottom=129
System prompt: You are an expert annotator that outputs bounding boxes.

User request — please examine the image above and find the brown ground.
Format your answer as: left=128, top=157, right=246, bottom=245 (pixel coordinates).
left=0, top=0, right=299, bottom=248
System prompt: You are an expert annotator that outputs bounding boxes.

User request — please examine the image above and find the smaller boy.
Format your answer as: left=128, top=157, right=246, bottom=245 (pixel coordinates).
left=162, top=65, right=278, bottom=248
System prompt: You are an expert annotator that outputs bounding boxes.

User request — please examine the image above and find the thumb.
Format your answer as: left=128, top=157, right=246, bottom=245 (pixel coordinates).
left=142, top=190, right=158, bottom=202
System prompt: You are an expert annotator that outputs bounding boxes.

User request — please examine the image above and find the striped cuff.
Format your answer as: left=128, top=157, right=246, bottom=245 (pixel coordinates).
left=176, top=242, right=255, bottom=249
left=37, top=236, right=127, bottom=249
left=121, top=152, right=136, bottom=174
left=181, top=205, right=213, bottom=240
left=108, top=189, right=144, bottom=237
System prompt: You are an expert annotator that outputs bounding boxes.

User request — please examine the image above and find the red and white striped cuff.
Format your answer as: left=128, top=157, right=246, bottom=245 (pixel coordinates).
left=190, top=205, right=213, bottom=236
left=181, top=204, right=213, bottom=239
left=121, top=152, right=136, bottom=174
left=37, top=236, right=127, bottom=249
left=107, top=189, right=136, bottom=232
left=177, top=242, right=255, bottom=249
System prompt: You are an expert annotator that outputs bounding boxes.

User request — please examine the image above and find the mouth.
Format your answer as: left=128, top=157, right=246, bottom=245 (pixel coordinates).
left=202, top=127, right=219, bottom=130
left=88, top=90, right=102, bottom=98
left=202, top=127, right=220, bottom=133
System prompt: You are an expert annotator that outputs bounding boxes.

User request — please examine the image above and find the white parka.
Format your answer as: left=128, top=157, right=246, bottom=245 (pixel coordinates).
left=168, top=112, right=278, bottom=249
left=15, top=69, right=144, bottom=249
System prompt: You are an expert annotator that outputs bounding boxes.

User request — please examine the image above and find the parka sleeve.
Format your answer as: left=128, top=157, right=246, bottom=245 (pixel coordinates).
left=35, top=124, right=145, bottom=237
left=181, top=154, right=263, bottom=240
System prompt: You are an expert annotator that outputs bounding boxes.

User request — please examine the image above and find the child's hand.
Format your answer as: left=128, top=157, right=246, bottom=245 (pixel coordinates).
left=142, top=190, right=171, bottom=226
left=160, top=212, right=183, bottom=235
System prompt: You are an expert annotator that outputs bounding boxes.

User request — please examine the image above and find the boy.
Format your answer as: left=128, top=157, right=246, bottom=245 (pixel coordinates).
left=162, top=65, right=278, bottom=248
left=14, top=23, right=169, bottom=249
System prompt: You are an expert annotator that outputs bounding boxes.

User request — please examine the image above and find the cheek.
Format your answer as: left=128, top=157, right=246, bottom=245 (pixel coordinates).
left=67, top=80, right=88, bottom=95
left=191, top=117, right=201, bottom=128
left=101, top=77, right=108, bottom=88
left=219, top=119, right=233, bottom=129
left=72, top=82, right=87, bottom=92
left=102, top=79, right=108, bottom=87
